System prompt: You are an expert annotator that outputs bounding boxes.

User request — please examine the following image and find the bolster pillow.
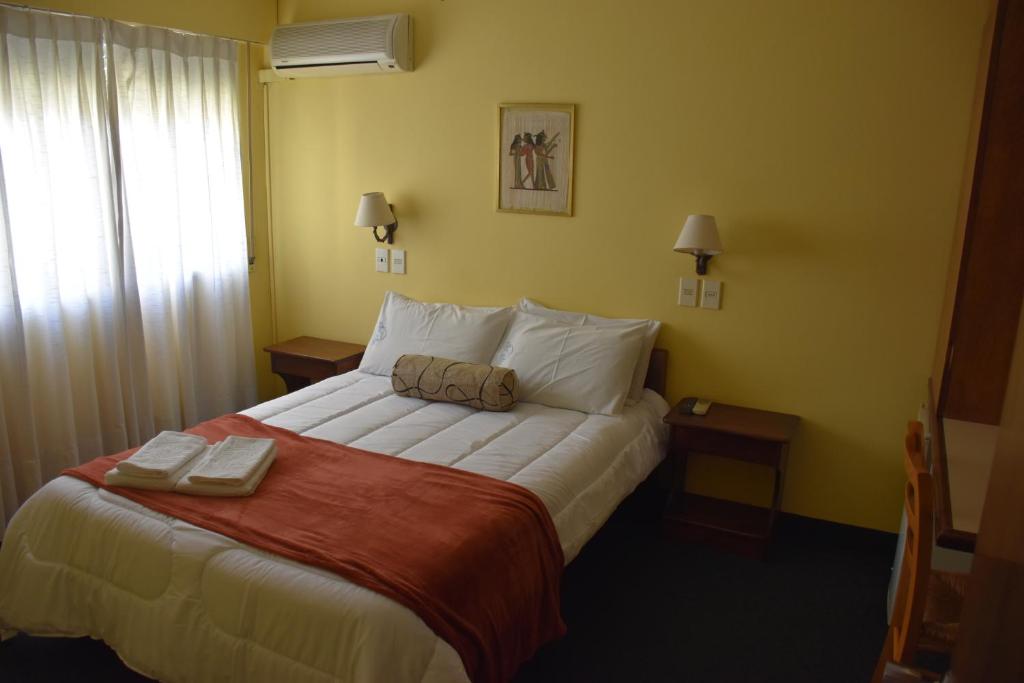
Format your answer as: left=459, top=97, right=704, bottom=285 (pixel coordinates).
left=391, top=354, right=519, bottom=412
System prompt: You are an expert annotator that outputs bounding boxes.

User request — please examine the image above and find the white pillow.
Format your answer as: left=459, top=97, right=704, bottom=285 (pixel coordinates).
left=491, top=311, right=644, bottom=415
left=518, top=298, right=661, bottom=403
left=359, top=292, right=513, bottom=376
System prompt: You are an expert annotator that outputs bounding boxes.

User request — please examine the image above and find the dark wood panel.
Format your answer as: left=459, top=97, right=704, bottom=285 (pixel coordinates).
left=951, top=265, right=1024, bottom=680
left=941, top=0, right=1024, bottom=425
left=662, top=400, right=797, bottom=559
left=664, top=493, right=774, bottom=557
left=644, top=347, right=668, bottom=396
left=931, top=1, right=999, bottom=406
left=643, top=348, right=667, bottom=395
left=265, top=336, right=365, bottom=394
left=665, top=492, right=774, bottom=538
left=664, top=401, right=799, bottom=443
left=929, top=388, right=979, bottom=552
left=673, top=426, right=784, bottom=467
left=269, top=354, right=336, bottom=381
left=264, top=336, right=366, bottom=364
left=953, top=556, right=1024, bottom=683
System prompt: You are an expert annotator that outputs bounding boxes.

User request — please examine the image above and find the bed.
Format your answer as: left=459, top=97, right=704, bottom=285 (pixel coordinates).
left=0, top=296, right=670, bottom=682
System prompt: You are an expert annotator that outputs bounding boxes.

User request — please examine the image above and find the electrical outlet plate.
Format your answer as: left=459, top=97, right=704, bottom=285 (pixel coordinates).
left=391, top=249, right=406, bottom=274
left=375, top=247, right=389, bottom=273
left=701, top=280, right=722, bottom=310
left=678, top=277, right=698, bottom=307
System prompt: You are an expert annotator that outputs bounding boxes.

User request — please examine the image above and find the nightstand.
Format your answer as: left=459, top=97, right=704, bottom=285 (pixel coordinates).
left=663, top=400, right=800, bottom=558
left=264, top=336, right=366, bottom=393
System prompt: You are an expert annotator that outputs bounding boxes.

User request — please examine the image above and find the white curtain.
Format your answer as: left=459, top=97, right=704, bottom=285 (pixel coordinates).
left=0, top=6, right=256, bottom=536
left=111, top=22, right=256, bottom=430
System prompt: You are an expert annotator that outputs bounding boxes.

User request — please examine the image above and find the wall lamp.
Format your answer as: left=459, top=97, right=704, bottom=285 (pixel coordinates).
left=674, top=214, right=723, bottom=275
left=354, top=191, right=398, bottom=244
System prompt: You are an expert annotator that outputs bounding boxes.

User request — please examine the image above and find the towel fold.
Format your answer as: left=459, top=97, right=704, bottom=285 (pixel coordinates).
left=116, top=431, right=208, bottom=479
left=105, top=445, right=215, bottom=491
left=173, top=448, right=276, bottom=497
left=186, top=436, right=277, bottom=487
left=102, top=443, right=276, bottom=497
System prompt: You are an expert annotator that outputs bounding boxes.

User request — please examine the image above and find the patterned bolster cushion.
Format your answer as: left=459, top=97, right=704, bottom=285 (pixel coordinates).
left=392, top=354, right=519, bottom=412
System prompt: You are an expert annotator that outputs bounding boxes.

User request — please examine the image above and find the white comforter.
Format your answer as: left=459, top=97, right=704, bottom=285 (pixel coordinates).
left=0, top=371, right=669, bottom=682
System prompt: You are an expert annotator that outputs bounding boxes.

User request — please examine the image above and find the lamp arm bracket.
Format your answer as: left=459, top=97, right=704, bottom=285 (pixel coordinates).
left=695, top=253, right=712, bottom=276
left=372, top=204, right=398, bottom=244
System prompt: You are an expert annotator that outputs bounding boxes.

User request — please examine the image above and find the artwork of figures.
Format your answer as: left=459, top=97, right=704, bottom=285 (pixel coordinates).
left=498, top=104, right=575, bottom=216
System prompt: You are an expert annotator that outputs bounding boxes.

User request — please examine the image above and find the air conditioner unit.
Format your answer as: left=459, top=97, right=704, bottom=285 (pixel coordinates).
left=270, top=14, right=412, bottom=78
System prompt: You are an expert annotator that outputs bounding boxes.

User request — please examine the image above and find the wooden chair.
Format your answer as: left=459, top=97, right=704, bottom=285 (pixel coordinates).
left=871, top=421, right=969, bottom=682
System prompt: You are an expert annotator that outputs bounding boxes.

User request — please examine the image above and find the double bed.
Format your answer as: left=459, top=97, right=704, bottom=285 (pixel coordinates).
left=0, top=363, right=669, bottom=681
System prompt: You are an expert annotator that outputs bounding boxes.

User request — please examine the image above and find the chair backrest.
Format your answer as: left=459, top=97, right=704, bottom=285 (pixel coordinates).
left=889, top=420, right=933, bottom=664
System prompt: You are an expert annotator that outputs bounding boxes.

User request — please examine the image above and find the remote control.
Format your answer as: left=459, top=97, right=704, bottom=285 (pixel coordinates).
left=678, top=397, right=698, bottom=415
left=692, top=398, right=713, bottom=416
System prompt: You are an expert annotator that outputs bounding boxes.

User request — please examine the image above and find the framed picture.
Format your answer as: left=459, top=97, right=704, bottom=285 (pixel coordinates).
left=497, top=103, right=575, bottom=216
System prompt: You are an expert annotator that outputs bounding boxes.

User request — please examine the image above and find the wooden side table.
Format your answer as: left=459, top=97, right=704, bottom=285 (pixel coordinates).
left=264, top=336, right=366, bottom=393
left=663, top=400, right=800, bottom=558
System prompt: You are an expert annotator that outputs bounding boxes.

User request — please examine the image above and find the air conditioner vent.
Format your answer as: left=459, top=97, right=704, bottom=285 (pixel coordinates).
left=273, top=19, right=390, bottom=59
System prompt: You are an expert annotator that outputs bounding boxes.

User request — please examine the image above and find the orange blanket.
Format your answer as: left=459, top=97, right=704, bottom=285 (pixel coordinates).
left=63, top=413, right=566, bottom=683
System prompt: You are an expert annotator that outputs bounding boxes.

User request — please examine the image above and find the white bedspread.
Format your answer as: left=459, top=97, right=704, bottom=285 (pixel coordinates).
left=0, top=371, right=669, bottom=682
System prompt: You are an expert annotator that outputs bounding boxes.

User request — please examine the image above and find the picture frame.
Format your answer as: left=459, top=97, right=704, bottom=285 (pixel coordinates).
left=497, top=103, right=575, bottom=217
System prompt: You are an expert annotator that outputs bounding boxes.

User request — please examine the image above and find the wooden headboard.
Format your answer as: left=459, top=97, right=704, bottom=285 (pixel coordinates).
left=643, top=348, right=668, bottom=397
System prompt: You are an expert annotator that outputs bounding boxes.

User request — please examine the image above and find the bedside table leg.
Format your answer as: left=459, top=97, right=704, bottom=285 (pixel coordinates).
left=663, top=442, right=690, bottom=519
left=769, top=444, right=789, bottom=531
left=278, top=373, right=311, bottom=394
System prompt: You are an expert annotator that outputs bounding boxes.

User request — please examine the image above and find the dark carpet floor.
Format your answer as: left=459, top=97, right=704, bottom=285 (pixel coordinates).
left=0, top=485, right=895, bottom=683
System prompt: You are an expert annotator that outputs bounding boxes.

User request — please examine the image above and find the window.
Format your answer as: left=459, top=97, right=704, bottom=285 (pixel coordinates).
left=0, top=5, right=256, bottom=535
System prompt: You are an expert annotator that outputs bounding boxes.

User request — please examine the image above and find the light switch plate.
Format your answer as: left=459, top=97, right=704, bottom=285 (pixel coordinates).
left=678, top=277, right=698, bottom=307
left=701, top=280, right=722, bottom=310
left=391, top=249, right=406, bottom=274
left=375, top=247, right=389, bottom=273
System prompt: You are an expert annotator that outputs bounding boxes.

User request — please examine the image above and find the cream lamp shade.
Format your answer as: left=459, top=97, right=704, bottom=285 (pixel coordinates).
left=673, top=214, right=723, bottom=275
left=354, top=192, right=398, bottom=244
left=354, top=192, right=395, bottom=227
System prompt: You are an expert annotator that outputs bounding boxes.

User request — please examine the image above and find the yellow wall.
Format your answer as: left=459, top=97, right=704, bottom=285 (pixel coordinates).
left=28, top=0, right=275, bottom=42
left=267, top=0, right=988, bottom=531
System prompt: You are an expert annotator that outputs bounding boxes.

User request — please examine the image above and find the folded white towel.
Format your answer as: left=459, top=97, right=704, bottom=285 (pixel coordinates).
left=105, top=445, right=215, bottom=491
left=186, top=436, right=277, bottom=487
left=116, top=431, right=208, bottom=479
left=174, top=448, right=276, bottom=497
